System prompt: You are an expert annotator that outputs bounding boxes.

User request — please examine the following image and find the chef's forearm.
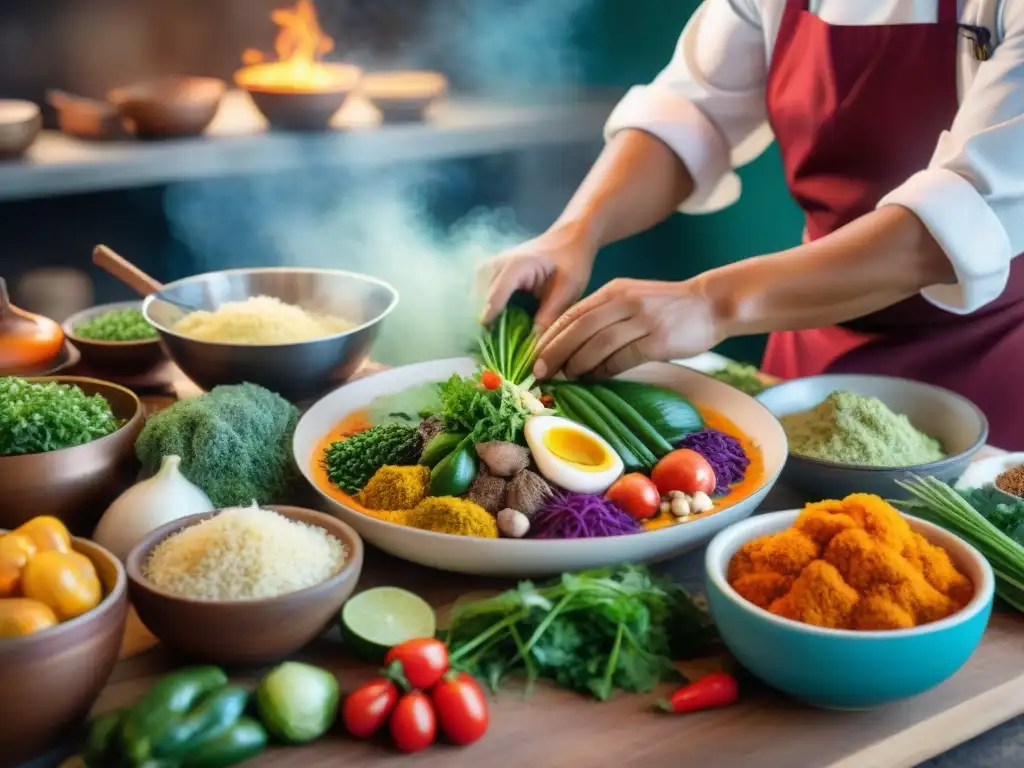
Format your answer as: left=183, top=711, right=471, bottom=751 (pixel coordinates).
left=555, top=129, right=695, bottom=248
left=701, top=205, right=956, bottom=336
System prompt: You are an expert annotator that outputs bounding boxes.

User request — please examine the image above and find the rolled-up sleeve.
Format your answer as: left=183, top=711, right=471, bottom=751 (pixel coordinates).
left=878, top=3, right=1024, bottom=314
left=604, top=0, right=773, bottom=213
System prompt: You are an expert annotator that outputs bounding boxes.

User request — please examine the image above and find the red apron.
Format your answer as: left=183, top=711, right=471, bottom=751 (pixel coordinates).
left=760, top=0, right=1024, bottom=449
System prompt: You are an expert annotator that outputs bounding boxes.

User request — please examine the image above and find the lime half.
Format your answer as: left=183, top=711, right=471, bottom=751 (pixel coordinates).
left=341, top=587, right=437, bottom=662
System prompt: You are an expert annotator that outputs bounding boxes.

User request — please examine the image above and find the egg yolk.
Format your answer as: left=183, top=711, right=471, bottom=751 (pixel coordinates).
left=542, top=427, right=613, bottom=471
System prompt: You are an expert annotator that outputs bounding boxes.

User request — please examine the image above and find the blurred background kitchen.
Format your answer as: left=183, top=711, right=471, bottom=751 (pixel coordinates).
left=0, top=0, right=801, bottom=366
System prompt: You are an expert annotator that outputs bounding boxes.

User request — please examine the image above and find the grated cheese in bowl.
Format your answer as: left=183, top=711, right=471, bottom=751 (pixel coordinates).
left=142, top=503, right=347, bottom=601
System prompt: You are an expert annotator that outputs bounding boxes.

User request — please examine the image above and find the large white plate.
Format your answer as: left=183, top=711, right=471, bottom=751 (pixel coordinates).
left=293, top=357, right=788, bottom=577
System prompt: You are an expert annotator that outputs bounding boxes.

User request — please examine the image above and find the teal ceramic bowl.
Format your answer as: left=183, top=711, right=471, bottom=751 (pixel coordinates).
left=705, top=510, right=994, bottom=710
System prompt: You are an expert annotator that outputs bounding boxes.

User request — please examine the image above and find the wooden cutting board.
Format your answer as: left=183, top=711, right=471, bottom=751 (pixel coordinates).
left=103, top=361, right=1024, bottom=767
left=106, top=549, right=1024, bottom=768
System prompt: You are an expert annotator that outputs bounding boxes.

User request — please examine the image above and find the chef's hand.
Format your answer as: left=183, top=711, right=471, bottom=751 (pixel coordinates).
left=533, top=277, right=725, bottom=380
left=478, top=222, right=597, bottom=332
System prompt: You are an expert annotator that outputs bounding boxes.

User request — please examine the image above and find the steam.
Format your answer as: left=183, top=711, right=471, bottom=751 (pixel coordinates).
left=164, top=0, right=590, bottom=365
left=164, top=170, right=525, bottom=364
left=423, top=0, right=588, bottom=90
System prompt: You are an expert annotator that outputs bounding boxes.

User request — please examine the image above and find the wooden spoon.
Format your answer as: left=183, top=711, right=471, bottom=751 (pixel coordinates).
left=92, top=244, right=198, bottom=312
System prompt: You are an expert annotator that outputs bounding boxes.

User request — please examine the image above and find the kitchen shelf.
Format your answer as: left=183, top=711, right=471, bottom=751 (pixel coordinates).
left=0, top=88, right=620, bottom=203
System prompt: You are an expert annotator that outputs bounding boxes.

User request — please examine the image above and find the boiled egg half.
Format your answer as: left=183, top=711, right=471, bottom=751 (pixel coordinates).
left=524, top=415, right=624, bottom=495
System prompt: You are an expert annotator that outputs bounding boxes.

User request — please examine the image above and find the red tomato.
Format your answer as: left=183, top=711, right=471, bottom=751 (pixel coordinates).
left=605, top=473, right=661, bottom=520
left=651, top=449, right=716, bottom=496
left=343, top=678, right=398, bottom=739
left=385, top=637, right=450, bottom=690
left=389, top=692, right=437, bottom=753
left=481, top=370, right=502, bottom=390
left=430, top=672, right=489, bottom=746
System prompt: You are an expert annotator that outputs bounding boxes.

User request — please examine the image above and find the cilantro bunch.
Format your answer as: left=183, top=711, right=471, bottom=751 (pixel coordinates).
left=445, top=565, right=717, bottom=701
left=0, top=377, right=121, bottom=456
left=437, top=373, right=531, bottom=445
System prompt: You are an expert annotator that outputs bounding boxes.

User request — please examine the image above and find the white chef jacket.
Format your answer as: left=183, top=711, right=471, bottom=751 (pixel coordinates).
left=605, top=0, right=1024, bottom=316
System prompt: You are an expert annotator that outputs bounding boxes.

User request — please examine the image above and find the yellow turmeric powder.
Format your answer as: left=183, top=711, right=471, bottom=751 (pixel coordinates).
left=408, top=497, right=499, bottom=538
left=360, top=465, right=430, bottom=510
left=727, top=493, right=973, bottom=631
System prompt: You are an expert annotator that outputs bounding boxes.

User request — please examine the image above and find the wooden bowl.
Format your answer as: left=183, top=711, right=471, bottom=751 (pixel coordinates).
left=236, top=63, right=361, bottom=132
left=0, top=536, right=128, bottom=766
left=47, top=90, right=126, bottom=141
left=361, top=71, right=447, bottom=123
left=107, top=76, right=226, bottom=139
left=127, top=505, right=364, bottom=665
left=0, top=377, right=143, bottom=533
left=64, top=301, right=166, bottom=375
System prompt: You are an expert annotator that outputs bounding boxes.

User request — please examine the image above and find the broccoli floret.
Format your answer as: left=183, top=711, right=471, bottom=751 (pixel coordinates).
left=135, top=383, right=300, bottom=508
left=322, top=423, right=422, bottom=495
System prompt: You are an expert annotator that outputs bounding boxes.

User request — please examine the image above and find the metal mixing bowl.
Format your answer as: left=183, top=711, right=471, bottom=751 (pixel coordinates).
left=141, top=268, right=398, bottom=401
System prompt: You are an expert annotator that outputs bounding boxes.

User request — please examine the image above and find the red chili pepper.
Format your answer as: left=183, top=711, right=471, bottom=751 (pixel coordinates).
left=480, top=370, right=502, bottom=390
left=657, top=673, right=738, bottom=714
left=539, top=394, right=554, bottom=407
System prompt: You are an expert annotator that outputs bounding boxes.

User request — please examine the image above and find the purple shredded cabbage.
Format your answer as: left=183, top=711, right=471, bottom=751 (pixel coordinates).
left=677, top=429, right=750, bottom=494
left=529, top=490, right=642, bottom=539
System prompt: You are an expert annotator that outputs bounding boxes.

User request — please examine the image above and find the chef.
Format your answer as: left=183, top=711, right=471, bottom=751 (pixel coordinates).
left=481, top=0, right=1024, bottom=448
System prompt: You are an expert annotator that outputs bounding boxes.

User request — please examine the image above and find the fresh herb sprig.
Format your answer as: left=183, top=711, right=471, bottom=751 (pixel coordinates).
left=0, top=377, right=121, bottom=456
left=438, top=373, right=532, bottom=445
left=444, top=565, right=716, bottom=701
left=894, top=476, right=1024, bottom=613
left=479, top=306, right=538, bottom=386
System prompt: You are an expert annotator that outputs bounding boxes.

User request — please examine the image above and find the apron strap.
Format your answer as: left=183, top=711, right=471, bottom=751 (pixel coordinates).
left=938, top=0, right=960, bottom=24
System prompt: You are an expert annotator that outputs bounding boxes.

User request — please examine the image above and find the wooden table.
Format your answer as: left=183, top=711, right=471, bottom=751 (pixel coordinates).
left=52, top=366, right=1024, bottom=768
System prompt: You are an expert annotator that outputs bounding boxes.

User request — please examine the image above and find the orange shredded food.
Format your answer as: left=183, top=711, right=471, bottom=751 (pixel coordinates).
left=727, top=493, right=974, bottom=630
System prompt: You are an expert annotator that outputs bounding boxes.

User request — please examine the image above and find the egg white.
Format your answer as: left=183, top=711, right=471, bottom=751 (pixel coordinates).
left=524, top=415, right=624, bottom=495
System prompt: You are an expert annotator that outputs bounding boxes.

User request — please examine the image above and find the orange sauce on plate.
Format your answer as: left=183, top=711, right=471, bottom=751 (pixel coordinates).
left=310, top=405, right=765, bottom=531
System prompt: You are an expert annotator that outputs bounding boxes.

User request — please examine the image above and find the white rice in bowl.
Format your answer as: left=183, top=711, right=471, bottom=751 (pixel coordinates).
left=143, top=503, right=347, bottom=600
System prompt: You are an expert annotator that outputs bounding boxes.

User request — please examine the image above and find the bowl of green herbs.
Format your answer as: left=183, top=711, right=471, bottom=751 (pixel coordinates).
left=64, top=301, right=165, bottom=374
left=0, top=376, right=144, bottom=532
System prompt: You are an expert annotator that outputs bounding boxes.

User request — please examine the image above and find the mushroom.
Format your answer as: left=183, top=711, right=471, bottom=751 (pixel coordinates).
left=506, top=469, right=552, bottom=519
left=464, top=466, right=508, bottom=515
left=497, top=507, right=530, bottom=538
left=475, top=441, right=530, bottom=478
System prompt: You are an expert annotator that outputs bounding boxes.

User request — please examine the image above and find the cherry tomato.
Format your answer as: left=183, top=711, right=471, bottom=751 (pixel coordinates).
left=343, top=678, right=398, bottom=738
left=385, top=637, right=450, bottom=690
left=389, top=691, right=437, bottom=753
left=605, top=473, right=661, bottom=520
left=651, top=449, right=716, bottom=496
left=430, top=672, right=489, bottom=746
left=481, top=370, right=502, bottom=390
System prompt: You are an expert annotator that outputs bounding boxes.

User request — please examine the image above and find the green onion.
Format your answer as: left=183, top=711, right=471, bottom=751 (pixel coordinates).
left=478, top=306, right=538, bottom=386
left=892, top=476, right=1024, bottom=613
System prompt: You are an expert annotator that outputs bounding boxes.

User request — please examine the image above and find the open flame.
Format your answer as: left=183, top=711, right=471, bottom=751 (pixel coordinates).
left=236, top=0, right=359, bottom=92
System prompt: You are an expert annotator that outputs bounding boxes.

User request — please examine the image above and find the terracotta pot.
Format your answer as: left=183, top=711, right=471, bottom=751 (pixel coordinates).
left=0, top=377, right=144, bottom=534
left=127, top=505, right=364, bottom=665
left=63, top=301, right=167, bottom=376
left=0, top=536, right=128, bottom=767
left=108, top=76, right=226, bottom=139
left=235, top=63, right=361, bottom=132
left=361, top=70, right=447, bottom=123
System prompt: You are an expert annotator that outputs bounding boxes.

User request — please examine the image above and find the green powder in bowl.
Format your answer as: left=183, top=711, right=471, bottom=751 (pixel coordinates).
left=75, top=308, right=158, bottom=342
left=780, top=390, right=945, bottom=467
